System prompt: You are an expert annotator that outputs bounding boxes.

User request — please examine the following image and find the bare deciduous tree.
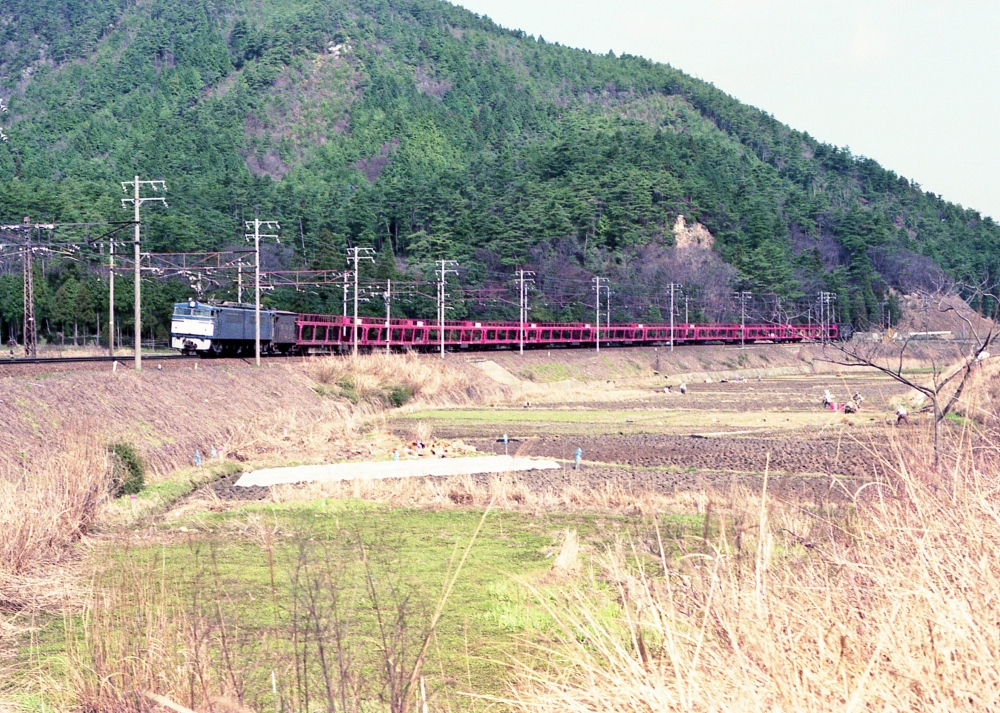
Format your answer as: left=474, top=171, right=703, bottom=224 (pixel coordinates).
left=821, top=283, right=998, bottom=464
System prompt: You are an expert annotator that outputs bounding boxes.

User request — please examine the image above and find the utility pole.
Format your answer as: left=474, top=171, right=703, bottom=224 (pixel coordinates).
left=819, top=291, right=837, bottom=341
left=21, top=217, right=35, bottom=357
left=517, top=269, right=535, bottom=356
left=667, top=283, right=682, bottom=352
left=817, top=295, right=823, bottom=341
left=346, top=246, right=375, bottom=356
left=342, top=271, right=349, bottom=317
left=0, top=97, right=8, bottom=144
left=245, top=217, right=281, bottom=367
left=592, top=276, right=604, bottom=352
left=383, top=279, right=392, bottom=355
left=1, top=108, right=29, bottom=354
left=237, top=261, right=243, bottom=303
left=734, top=291, right=752, bottom=349
left=108, top=238, right=115, bottom=356
left=606, top=286, right=611, bottom=332
left=121, top=176, right=166, bottom=371
left=684, top=295, right=689, bottom=324
left=436, top=259, right=458, bottom=359
left=4, top=112, right=31, bottom=356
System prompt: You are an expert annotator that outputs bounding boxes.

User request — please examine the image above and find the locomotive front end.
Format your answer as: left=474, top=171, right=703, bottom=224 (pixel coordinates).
left=170, top=300, right=216, bottom=354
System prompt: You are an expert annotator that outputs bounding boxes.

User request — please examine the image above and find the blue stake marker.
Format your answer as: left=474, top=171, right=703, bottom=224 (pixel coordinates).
left=503, top=433, right=509, bottom=455
left=195, top=449, right=202, bottom=467
left=574, top=447, right=582, bottom=470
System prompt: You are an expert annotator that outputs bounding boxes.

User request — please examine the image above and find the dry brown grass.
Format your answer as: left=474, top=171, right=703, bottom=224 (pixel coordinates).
left=506, top=438, right=1000, bottom=712
left=310, top=352, right=505, bottom=407
left=265, top=471, right=714, bottom=516
left=0, top=437, right=110, bottom=612
left=0, top=355, right=506, bottom=482
left=953, top=356, right=1000, bottom=428
left=66, top=552, right=233, bottom=713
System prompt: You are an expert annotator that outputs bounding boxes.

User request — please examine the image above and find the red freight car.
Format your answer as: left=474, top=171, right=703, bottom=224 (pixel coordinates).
left=294, top=314, right=835, bottom=353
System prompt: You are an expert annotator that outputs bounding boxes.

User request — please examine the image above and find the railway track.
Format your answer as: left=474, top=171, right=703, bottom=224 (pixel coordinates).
left=0, top=353, right=192, bottom=366
left=0, top=353, right=327, bottom=373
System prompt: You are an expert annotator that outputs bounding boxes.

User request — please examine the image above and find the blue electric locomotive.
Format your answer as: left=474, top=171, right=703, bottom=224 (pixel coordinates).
left=170, top=301, right=298, bottom=356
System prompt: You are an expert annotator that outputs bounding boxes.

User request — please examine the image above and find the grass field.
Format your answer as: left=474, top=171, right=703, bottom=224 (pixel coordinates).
left=3, top=347, right=1000, bottom=712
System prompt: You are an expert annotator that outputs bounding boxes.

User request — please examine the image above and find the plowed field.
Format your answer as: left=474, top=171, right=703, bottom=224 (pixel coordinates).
left=389, top=373, right=911, bottom=488
left=471, top=432, right=873, bottom=477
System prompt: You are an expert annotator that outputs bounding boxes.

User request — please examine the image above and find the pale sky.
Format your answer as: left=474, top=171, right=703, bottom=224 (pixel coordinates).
left=456, top=0, right=1000, bottom=219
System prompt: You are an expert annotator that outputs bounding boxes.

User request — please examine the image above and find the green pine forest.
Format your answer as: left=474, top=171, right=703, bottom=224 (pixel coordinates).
left=0, top=0, right=996, bottom=344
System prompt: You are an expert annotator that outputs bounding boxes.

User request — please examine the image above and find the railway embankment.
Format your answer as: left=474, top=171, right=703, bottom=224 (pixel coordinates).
left=0, top=354, right=503, bottom=612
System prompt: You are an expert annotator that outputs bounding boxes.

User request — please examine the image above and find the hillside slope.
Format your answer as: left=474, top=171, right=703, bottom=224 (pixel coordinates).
left=0, top=0, right=997, bottom=336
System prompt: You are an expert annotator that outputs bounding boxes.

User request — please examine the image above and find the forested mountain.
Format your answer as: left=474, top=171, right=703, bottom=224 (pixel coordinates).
left=0, top=0, right=996, bottom=342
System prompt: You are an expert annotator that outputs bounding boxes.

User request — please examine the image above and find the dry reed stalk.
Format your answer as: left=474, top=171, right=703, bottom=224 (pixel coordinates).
left=68, top=545, right=263, bottom=713
left=506, top=433, right=1000, bottom=712
left=551, top=530, right=581, bottom=576
left=267, top=472, right=725, bottom=515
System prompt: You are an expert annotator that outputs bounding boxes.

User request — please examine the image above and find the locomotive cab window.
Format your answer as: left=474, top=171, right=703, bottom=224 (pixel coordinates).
left=174, top=306, right=212, bottom=318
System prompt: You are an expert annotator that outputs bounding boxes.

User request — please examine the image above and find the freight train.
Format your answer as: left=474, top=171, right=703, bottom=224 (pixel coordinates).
left=171, top=301, right=839, bottom=356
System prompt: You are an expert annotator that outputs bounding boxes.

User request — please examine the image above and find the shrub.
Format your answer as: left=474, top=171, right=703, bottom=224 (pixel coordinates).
left=336, top=377, right=361, bottom=403
left=108, top=442, right=145, bottom=497
left=386, top=384, right=415, bottom=407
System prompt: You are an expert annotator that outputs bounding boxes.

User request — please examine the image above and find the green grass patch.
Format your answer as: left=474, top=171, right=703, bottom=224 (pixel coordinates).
left=23, top=501, right=704, bottom=711
left=518, top=362, right=575, bottom=382
left=315, top=379, right=415, bottom=408
left=945, top=412, right=971, bottom=427
left=396, top=408, right=665, bottom=425
left=99, top=460, right=243, bottom=529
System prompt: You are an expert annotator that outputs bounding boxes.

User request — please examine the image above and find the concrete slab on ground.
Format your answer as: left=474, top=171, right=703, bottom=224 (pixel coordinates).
left=235, top=455, right=561, bottom=487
